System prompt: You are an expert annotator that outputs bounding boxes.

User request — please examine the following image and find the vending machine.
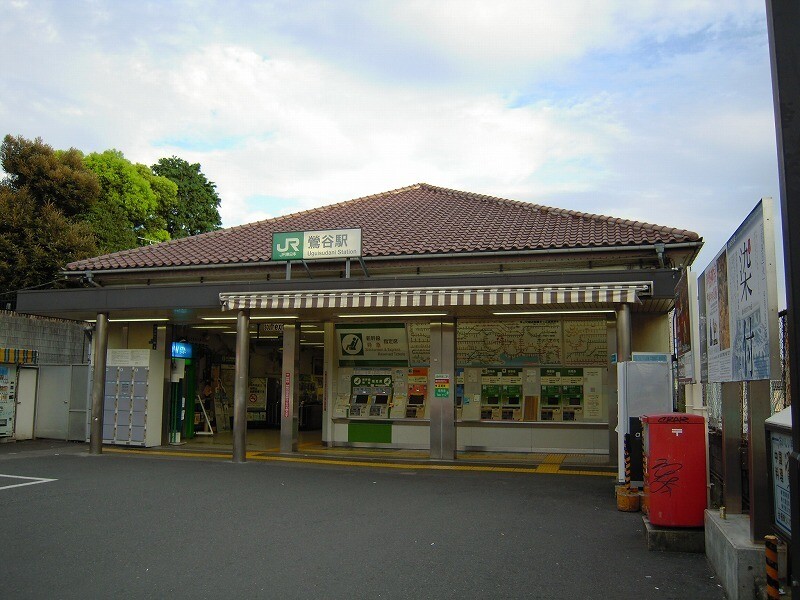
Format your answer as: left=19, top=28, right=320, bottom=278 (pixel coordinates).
left=539, top=367, right=562, bottom=421
left=349, top=374, right=393, bottom=419
left=501, top=385, right=522, bottom=420
left=405, top=368, right=428, bottom=418
left=0, top=365, right=17, bottom=437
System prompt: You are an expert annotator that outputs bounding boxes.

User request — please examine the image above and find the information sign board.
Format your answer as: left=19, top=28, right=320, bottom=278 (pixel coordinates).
left=272, top=228, right=362, bottom=261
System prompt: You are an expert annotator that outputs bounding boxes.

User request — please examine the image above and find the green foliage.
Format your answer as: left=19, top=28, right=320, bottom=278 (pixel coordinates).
left=0, top=187, right=96, bottom=297
left=1, top=134, right=100, bottom=217
left=152, top=156, right=222, bottom=238
left=84, top=150, right=177, bottom=253
left=0, top=135, right=224, bottom=298
left=0, top=135, right=99, bottom=299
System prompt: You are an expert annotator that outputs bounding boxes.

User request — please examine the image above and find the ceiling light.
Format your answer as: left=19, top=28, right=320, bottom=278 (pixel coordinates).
left=492, top=310, right=616, bottom=316
left=337, top=312, right=448, bottom=318
left=108, top=318, right=169, bottom=322
left=201, top=315, right=299, bottom=321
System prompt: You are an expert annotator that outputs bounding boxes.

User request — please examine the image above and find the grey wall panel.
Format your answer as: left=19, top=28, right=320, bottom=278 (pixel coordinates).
left=34, top=366, right=71, bottom=440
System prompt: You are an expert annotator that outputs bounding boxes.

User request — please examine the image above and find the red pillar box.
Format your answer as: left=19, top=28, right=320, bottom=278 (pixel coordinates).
left=641, top=414, right=707, bottom=527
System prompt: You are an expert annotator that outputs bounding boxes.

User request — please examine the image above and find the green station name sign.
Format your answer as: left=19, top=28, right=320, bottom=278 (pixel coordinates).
left=272, top=228, right=362, bottom=261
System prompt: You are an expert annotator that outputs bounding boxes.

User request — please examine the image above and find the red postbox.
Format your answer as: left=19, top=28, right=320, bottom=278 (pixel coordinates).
left=641, top=413, right=707, bottom=527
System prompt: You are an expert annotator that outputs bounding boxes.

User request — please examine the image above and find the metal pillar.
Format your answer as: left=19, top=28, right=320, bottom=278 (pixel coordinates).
left=721, top=382, right=743, bottom=514
left=766, top=1, right=800, bottom=592
left=615, top=304, right=632, bottom=362
left=747, top=379, right=772, bottom=540
left=280, top=323, right=300, bottom=454
left=232, top=309, right=250, bottom=463
left=429, top=320, right=457, bottom=460
left=89, top=312, right=109, bottom=455
left=322, top=322, right=335, bottom=445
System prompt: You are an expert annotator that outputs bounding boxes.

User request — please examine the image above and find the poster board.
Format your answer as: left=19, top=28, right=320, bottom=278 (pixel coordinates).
left=699, top=198, right=780, bottom=382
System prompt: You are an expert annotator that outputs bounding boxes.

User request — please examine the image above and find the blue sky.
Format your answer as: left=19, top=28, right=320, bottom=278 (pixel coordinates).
left=0, top=0, right=783, bottom=299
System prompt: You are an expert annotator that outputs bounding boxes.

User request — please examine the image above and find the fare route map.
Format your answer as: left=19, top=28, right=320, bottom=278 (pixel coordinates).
left=407, top=320, right=608, bottom=366
left=457, top=321, right=561, bottom=366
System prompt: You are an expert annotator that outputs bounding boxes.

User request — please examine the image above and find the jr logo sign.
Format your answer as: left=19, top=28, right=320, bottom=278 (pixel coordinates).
left=272, top=232, right=303, bottom=260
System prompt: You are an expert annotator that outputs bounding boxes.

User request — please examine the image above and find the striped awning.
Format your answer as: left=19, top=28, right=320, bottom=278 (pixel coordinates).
left=0, top=348, right=38, bottom=365
left=220, top=284, right=649, bottom=311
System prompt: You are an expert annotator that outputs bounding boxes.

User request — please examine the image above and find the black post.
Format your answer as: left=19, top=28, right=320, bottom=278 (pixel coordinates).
left=766, top=1, right=800, bottom=593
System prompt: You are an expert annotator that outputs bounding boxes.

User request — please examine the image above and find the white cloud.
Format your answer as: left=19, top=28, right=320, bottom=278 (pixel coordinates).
left=0, top=0, right=779, bottom=296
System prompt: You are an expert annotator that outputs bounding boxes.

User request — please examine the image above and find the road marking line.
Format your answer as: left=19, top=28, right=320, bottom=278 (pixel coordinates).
left=0, top=474, right=57, bottom=491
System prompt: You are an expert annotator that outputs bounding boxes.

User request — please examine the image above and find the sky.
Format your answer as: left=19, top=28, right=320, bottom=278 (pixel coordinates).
left=0, top=0, right=785, bottom=301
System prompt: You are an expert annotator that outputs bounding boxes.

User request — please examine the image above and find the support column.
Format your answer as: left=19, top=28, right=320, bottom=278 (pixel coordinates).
left=280, top=323, right=300, bottom=454
left=721, top=381, right=743, bottom=514
left=89, top=312, right=109, bottom=455
left=322, top=322, right=335, bottom=446
left=429, top=319, right=457, bottom=460
left=747, top=379, right=771, bottom=541
left=232, top=309, right=250, bottom=463
left=766, top=2, right=800, bottom=592
left=615, top=304, right=632, bottom=362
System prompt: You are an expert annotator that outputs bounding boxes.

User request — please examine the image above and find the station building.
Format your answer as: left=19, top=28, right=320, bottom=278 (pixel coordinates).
left=16, top=183, right=702, bottom=461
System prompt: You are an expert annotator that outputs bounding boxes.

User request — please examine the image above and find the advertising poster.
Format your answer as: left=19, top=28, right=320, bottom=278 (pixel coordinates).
left=727, top=204, right=771, bottom=380
left=675, top=270, right=694, bottom=382
left=247, top=378, right=267, bottom=410
left=697, top=273, right=708, bottom=383
left=771, top=430, right=792, bottom=538
left=700, top=199, right=777, bottom=382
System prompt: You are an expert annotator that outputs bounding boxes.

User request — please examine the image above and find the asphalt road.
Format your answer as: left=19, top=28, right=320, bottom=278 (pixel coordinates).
left=0, top=441, right=725, bottom=599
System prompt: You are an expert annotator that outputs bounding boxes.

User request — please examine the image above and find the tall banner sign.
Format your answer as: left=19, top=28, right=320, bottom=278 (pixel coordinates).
left=675, top=270, right=694, bottom=382
left=699, top=199, right=779, bottom=382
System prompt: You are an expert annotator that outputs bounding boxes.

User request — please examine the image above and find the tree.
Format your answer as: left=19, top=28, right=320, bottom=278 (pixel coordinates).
left=151, top=156, right=222, bottom=238
left=0, top=188, right=97, bottom=302
left=0, top=135, right=99, bottom=301
left=83, top=150, right=177, bottom=253
left=1, top=134, right=99, bottom=218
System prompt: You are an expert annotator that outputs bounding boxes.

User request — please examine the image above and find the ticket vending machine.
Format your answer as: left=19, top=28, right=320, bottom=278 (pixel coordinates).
left=480, top=392, right=501, bottom=420
left=349, top=389, right=371, bottom=417
left=539, top=387, right=562, bottom=421
left=368, top=386, right=392, bottom=418
left=405, top=383, right=427, bottom=418
left=349, top=375, right=394, bottom=418
left=501, top=384, right=522, bottom=421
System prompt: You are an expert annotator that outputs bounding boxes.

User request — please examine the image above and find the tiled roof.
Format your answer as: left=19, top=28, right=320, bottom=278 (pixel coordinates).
left=65, top=183, right=701, bottom=272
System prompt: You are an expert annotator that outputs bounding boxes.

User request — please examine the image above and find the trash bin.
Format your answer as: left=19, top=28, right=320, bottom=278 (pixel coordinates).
left=641, top=413, right=707, bottom=527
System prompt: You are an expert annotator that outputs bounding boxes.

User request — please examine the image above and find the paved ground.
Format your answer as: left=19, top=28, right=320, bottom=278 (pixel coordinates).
left=0, top=440, right=725, bottom=599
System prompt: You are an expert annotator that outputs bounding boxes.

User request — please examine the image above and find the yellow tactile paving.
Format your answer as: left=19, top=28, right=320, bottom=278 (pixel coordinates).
left=535, top=453, right=566, bottom=473
left=102, top=446, right=616, bottom=477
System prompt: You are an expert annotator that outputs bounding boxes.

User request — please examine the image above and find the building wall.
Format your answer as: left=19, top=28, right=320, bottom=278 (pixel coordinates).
left=0, top=311, right=88, bottom=365
left=631, top=313, right=670, bottom=354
